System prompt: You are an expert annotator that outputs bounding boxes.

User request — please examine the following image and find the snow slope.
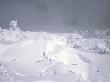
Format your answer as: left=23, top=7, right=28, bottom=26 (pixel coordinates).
left=0, top=30, right=110, bottom=82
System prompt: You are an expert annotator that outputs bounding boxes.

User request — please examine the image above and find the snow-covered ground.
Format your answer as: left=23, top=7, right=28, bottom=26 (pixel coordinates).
left=0, top=22, right=110, bottom=82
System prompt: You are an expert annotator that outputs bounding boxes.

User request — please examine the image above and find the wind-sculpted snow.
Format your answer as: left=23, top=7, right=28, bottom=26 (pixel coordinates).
left=0, top=64, right=14, bottom=82
left=0, top=26, right=110, bottom=82
left=44, top=40, right=109, bottom=81
left=0, top=38, right=83, bottom=82
left=0, top=36, right=109, bottom=82
left=0, top=25, right=110, bottom=55
left=0, top=39, right=46, bottom=74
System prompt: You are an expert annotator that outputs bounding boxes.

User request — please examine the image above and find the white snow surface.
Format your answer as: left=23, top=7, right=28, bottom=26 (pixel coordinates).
left=0, top=31, right=110, bottom=82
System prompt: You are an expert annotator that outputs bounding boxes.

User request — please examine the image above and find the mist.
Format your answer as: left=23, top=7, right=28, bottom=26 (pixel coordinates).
left=0, top=0, right=110, bottom=32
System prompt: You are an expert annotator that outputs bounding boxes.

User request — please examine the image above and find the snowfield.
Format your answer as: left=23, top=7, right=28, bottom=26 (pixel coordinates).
left=0, top=22, right=110, bottom=82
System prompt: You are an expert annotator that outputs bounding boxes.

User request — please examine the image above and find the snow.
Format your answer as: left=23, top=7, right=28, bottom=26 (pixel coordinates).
left=0, top=24, right=110, bottom=82
left=36, top=80, right=56, bottom=82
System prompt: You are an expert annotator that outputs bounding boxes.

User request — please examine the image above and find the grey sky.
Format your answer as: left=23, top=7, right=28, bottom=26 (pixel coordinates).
left=0, top=0, right=110, bottom=32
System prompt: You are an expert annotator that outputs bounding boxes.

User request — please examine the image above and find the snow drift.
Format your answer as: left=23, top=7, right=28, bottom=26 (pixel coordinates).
left=0, top=21, right=110, bottom=82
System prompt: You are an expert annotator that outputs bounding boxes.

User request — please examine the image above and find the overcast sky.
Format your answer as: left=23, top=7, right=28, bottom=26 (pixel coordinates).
left=0, top=0, right=110, bottom=32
